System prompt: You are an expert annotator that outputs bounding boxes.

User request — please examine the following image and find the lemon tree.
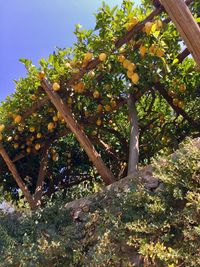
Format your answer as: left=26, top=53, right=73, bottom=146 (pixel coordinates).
left=0, top=0, right=199, bottom=208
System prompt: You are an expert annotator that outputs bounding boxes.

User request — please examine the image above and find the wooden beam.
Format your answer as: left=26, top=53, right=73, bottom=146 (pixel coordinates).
left=155, top=82, right=200, bottom=130
left=161, top=0, right=200, bottom=66
left=41, top=79, right=116, bottom=185
left=0, top=145, right=35, bottom=208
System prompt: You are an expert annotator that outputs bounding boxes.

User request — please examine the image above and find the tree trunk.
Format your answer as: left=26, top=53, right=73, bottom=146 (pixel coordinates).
left=34, top=143, right=50, bottom=206
left=0, top=146, right=35, bottom=209
left=161, top=0, right=200, bottom=67
left=127, top=95, right=139, bottom=176
left=41, top=79, right=116, bottom=185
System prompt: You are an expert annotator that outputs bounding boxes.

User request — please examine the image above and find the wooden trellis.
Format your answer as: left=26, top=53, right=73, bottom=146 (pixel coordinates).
left=0, top=0, right=199, bottom=209
left=161, top=0, right=200, bottom=67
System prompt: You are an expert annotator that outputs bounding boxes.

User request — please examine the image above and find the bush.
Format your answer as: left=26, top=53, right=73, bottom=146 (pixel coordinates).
left=0, top=138, right=200, bottom=266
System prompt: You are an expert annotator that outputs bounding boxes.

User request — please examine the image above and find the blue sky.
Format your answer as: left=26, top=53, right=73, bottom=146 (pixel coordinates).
left=0, top=0, right=140, bottom=101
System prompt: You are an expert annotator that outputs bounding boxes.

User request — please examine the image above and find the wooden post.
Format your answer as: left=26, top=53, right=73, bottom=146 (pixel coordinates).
left=41, top=79, right=116, bottom=185
left=127, top=95, right=139, bottom=176
left=0, top=146, right=35, bottom=209
left=161, top=0, right=200, bottom=66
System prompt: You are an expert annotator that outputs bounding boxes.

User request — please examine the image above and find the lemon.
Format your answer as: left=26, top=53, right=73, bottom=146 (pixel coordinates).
left=97, top=104, right=103, bottom=112
left=65, top=62, right=72, bottom=69
left=84, top=52, right=93, bottom=61
left=110, top=100, right=117, bottom=108
left=105, top=104, right=111, bottom=112
left=144, top=22, right=153, bottom=34
left=13, top=143, right=19, bottom=149
left=139, top=46, right=146, bottom=57
left=38, top=71, right=45, bottom=80
left=156, top=49, right=164, bottom=58
left=127, top=70, right=134, bottom=79
left=37, top=133, right=42, bottom=139
left=96, top=118, right=102, bottom=126
left=29, top=127, right=35, bottom=133
left=131, top=73, right=139, bottom=84
left=35, top=143, right=41, bottom=151
left=48, top=122, right=55, bottom=131
left=179, top=84, right=186, bottom=93
left=173, top=98, right=179, bottom=106
left=14, top=115, right=22, bottom=124
left=123, top=59, right=131, bottom=69
left=178, top=100, right=184, bottom=108
left=26, top=147, right=31, bottom=154
left=155, top=20, right=163, bottom=31
left=117, top=55, right=125, bottom=63
left=99, top=53, right=107, bottom=61
left=0, top=124, right=5, bottom=132
left=93, top=90, right=100, bottom=98
left=127, top=63, right=136, bottom=72
left=52, top=82, right=60, bottom=91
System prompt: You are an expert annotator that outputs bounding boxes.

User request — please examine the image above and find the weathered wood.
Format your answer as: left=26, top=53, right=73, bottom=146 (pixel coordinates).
left=41, top=79, right=116, bottom=185
left=127, top=95, right=139, bottom=176
left=161, top=0, right=200, bottom=66
left=0, top=146, right=35, bottom=208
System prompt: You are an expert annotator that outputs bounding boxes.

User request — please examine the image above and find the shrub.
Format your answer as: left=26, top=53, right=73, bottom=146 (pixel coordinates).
left=0, top=138, right=199, bottom=266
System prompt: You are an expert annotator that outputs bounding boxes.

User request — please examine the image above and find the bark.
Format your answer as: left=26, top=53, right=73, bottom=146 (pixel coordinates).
left=33, top=143, right=50, bottom=206
left=127, top=95, right=139, bottom=176
left=41, top=79, right=116, bottom=185
left=0, top=146, right=35, bottom=209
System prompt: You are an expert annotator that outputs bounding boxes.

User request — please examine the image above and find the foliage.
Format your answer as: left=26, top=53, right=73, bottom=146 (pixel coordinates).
left=0, top=138, right=200, bottom=266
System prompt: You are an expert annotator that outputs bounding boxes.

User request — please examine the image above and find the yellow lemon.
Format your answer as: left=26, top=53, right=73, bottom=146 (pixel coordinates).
left=99, top=53, right=107, bottom=61
left=127, top=63, right=136, bottom=72
left=53, top=116, right=59, bottom=122
left=156, top=48, right=164, bottom=58
left=29, top=127, right=35, bottom=133
left=179, top=84, right=186, bottom=93
left=14, top=115, right=22, bottom=124
left=35, top=143, right=41, bottom=151
left=26, top=147, right=31, bottom=154
left=123, top=59, right=131, bottom=69
left=48, top=122, right=55, bottom=131
left=97, top=104, right=103, bottom=112
left=93, top=90, right=100, bottom=98
left=0, top=124, right=5, bottom=132
left=139, top=46, right=146, bottom=57
left=131, top=73, right=139, bottom=84
left=52, top=82, right=60, bottom=91
left=38, top=71, right=45, bottom=80
left=37, top=133, right=42, bottom=139
left=84, top=52, right=93, bottom=61
left=156, top=20, right=163, bottom=31
left=96, top=118, right=102, bottom=126
left=178, top=100, right=184, bottom=108
left=110, top=100, right=117, bottom=108
left=127, top=70, right=134, bottom=79
left=173, top=98, right=179, bottom=106
left=117, top=55, right=125, bottom=63
left=13, top=143, right=19, bottom=149
left=105, top=104, right=111, bottom=112
left=144, top=22, right=153, bottom=34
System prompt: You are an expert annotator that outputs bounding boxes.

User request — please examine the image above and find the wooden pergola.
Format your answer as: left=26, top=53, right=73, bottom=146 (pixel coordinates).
left=0, top=0, right=199, bottom=209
